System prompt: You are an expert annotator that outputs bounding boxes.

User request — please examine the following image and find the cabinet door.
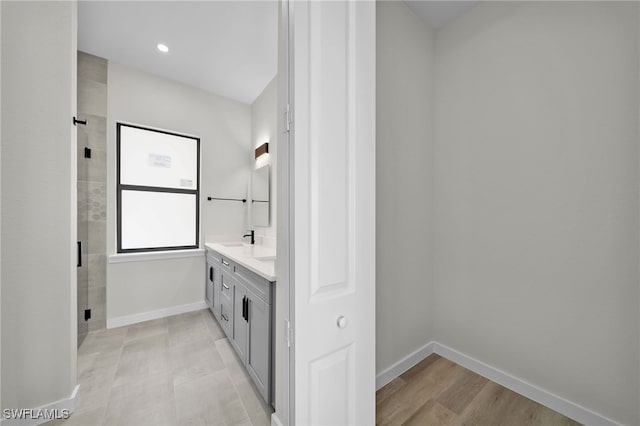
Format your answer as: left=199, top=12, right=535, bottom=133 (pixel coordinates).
left=231, top=282, right=248, bottom=361
left=212, top=262, right=221, bottom=320
left=246, top=290, right=271, bottom=403
left=205, top=261, right=214, bottom=310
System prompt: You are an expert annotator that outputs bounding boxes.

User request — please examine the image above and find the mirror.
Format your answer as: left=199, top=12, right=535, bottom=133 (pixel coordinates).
left=251, top=165, right=270, bottom=226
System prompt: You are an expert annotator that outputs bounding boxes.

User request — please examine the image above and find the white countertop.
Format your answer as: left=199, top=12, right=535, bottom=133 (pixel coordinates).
left=205, top=242, right=276, bottom=281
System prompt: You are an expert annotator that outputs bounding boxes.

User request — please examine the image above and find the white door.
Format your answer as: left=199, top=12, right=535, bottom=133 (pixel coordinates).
left=289, top=0, right=376, bottom=424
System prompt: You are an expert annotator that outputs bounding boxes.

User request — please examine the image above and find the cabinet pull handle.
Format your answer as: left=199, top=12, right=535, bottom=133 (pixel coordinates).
left=245, top=297, right=249, bottom=322
left=223, top=283, right=229, bottom=290
left=242, top=296, right=246, bottom=321
left=221, top=313, right=228, bottom=322
left=77, top=241, right=82, bottom=267
left=209, top=267, right=213, bottom=281
left=222, top=259, right=230, bottom=266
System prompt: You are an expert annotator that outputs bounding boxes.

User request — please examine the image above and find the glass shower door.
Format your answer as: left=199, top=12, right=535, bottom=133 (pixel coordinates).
left=77, top=122, right=89, bottom=347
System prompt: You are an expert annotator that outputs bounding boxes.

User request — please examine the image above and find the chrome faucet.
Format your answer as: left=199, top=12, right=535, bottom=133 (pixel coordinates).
left=243, top=230, right=255, bottom=245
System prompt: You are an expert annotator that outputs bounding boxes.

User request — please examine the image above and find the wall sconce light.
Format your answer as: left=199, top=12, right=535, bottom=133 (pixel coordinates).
left=255, top=142, right=269, bottom=159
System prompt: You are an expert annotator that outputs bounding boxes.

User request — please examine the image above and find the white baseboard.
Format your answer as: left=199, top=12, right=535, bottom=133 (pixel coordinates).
left=1, top=385, right=79, bottom=426
left=271, top=412, right=284, bottom=426
left=375, top=341, right=621, bottom=426
left=376, top=341, right=435, bottom=390
left=431, top=342, right=620, bottom=426
left=106, top=301, right=208, bottom=328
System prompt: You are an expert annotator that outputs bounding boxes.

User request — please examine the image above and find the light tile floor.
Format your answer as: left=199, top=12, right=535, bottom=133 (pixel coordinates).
left=48, top=309, right=272, bottom=426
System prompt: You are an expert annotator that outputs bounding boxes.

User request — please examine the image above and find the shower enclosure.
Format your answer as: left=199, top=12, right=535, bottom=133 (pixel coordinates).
left=76, top=51, right=108, bottom=346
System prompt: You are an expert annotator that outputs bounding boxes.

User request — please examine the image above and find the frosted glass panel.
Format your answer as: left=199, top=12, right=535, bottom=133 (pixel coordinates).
left=120, top=125, right=198, bottom=190
left=121, top=190, right=196, bottom=249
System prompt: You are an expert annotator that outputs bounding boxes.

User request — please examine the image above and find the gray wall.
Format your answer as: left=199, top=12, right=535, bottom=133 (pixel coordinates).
left=376, top=1, right=640, bottom=424
left=1, top=0, right=77, bottom=410
left=106, top=62, right=252, bottom=322
left=433, top=3, right=639, bottom=424
left=376, top=1, right=435, bottom=374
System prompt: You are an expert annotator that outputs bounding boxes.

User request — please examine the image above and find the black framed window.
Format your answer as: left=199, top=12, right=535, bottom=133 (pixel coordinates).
left=117, top=123, right=200, bottom=253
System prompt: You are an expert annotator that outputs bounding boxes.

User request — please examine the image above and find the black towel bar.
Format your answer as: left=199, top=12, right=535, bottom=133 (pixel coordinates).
left=207, top=197, right=247, bottom=203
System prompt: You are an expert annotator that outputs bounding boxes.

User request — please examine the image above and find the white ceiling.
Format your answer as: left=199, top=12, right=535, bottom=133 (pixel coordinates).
left=404, top=1, right=477, bottom=30
left=78, top=1, right=278, bottom=105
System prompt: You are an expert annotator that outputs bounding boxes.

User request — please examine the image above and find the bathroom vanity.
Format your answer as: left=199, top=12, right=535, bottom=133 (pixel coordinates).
left=205, top=242, right=276, bottom=405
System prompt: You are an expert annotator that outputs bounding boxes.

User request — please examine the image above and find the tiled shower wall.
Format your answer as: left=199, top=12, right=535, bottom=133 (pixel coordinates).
left=77, top=51, right=107, bottom=335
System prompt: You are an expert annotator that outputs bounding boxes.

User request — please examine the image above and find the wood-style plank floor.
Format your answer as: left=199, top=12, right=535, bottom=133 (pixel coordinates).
left=376, top=354, right=582, bottom=426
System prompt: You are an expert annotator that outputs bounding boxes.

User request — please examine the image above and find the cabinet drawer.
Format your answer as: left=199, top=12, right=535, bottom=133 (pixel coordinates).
left=219, top=298, right=232, bottom=337
left=220, top=272, right=233, bottom=304
left=220, top=256, right=234, bottom=273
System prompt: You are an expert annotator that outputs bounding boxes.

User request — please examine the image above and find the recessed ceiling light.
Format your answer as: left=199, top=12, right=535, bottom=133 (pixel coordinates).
left=157, top=43, right=169, bottom=53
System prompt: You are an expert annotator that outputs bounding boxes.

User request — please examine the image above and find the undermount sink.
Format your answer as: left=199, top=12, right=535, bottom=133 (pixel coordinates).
left=254, top=256, right=276, bottom=264
left=220, top=242, right=244, bottom=247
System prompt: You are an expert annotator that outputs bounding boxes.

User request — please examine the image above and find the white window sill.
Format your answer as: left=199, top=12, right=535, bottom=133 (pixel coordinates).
left=109, top=248, right=205, bottom=264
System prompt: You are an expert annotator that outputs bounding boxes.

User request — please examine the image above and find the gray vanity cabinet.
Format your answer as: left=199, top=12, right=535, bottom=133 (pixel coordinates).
left=205, top=246, right=275, bottom=405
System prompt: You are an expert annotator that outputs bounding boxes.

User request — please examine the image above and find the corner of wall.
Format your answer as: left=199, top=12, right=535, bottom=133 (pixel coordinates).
left=375, top=0, right=437, bottom=375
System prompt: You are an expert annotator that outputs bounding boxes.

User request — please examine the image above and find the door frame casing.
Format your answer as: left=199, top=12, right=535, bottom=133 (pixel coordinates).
left=274, top=0, right=294, bottom=424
